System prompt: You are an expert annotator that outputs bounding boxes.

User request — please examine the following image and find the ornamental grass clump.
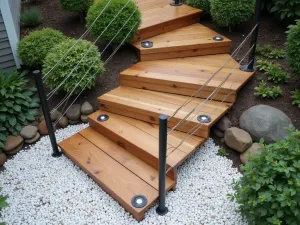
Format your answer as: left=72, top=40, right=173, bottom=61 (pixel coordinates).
left=86, top=0, right=141, bottom=44
left=20, top=8, right=42, bottom=27
left=43, top=39, right=104, bottom=95
left=17, top=28, right=66, bottom=68
left=231, top=127, right=300, bottom=225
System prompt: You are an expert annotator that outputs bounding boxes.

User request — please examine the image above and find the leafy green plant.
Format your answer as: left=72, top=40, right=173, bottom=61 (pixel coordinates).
left=256, top=44, right=286, bottom=59
left=187, top=0, right=210, bottom=14
left=60, top=0, right=93, bottom=13
left=21, top=8, right=42, bottom=27
left=86, top=0, right=141, bottom=44
left=0, top=70, right=39, bottom=148
left=218, top=148, right=229, bottom=157
left=265, top=64, right=290, bottom=83
left=17, top=28, right=66, bottom=68
left=0, top=187, right=8, bottom=225
left=254, top=81, right=283, bottom=99
left=256, top=59, right=274, bottom=72
left=291, top=89, right=300, bottom=108
left=270, top=0, right=300, bottom=21
left=210, top=0, right=255, bottom=30
left=43, top=39, right=104, bottom=95
left=286, top=20, right=300, bottom=76
left=230, top=127, right=300, bottom=225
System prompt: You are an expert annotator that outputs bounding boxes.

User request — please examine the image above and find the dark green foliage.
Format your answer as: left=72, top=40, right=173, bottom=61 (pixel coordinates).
left=256, top=44, right=286, bottom=59
left=286, top=20, right=300, bottom=76
left=210, top=0, right=255, bottom=28
left=270, top=0, right=300, bottom=21
left=254, top=81, right=283, bottom=99
left=218, top=148, right=229, bottom=157
left=291, top=89, right=300, bottom=108
left=0, top=187, right=8, bottom=225
left=43, top=39, right=104, bottom=95
left=265, top=64, right=290, bottom=83
left=230, top=128, right=300, bottom=225
left=0, top=70, right=39, bottom=148
left=60, top=0, right=93, bottom=12
left=86, top=0, right=141, bottom=44
left=256, top=59, right=275, bottom=72
left=187, top=0, right=210, bottom=13
left=20, top=8, right=42, bottom=27
left=17, top=28, right=66, bottom=68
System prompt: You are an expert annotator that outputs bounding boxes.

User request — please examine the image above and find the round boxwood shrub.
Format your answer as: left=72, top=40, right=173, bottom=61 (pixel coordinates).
left=60, top=0, right=93, bottom=13
left=286, top=20, right=300, bottom=76
left=231, top=127, right=300, bottom=225
left=210, top=0, right=255, bottom=29
left=17, top=28, right=66, bottom=68
left=86, top=0, right=141, bottom=44
left=43, top=39, right=104, bottom=95
left=187, top=0, right=210, bottom=14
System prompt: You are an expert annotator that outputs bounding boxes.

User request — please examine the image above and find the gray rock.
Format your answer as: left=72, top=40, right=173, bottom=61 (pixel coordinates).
left=58, top=117, right=69, bottom=128
left=5, top=142, right=23, bottom=156
left=66, top=104, right=81, bottom=120
left=20, top=125, right=38, bottom=139
left=69, top=119, right=79, bottom=125
left=240, top=105, right=293, bottom=144
left=213, top=128, right=224, bottom=138
left=215, top=116, right=231, bottom=132
left=0, top=153, right=7, bottom=166
left=224, top=127, right=252, bottom=153
left=25, top=133, right=41, bottom=144
left=50, top=110, right=61, bottom=122
left=240, top=143, right=262, bottom=165
left=38, top=120, right=56, bottom=135
left=3, top=136, right=24, bottom=152
left=81, top=101, right=93, bottom=115
left=81, top=114, right=88, bottom=123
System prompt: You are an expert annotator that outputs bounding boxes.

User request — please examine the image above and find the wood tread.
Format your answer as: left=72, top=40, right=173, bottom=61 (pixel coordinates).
left=120, top=54, right=255, bottom=102
left=58, top=128, right=175, bottom=221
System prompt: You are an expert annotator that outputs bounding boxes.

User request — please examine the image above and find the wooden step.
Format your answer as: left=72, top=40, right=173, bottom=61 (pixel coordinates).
left=58, top=129, right=176, bottom=221
left=135, top=0, right=202, bottom=41
left=88, top=110, right=206, bottom=180
left=98, top=86, right=232, bottom=138
left=133, top=24, right=231, bottom=61
left=120, top=54, right=255, bottom=102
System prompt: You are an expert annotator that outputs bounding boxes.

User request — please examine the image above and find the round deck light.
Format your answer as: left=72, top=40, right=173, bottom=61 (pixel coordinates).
left=131, top=195, right=147, bottom=208
left=141, top=41, right=153, bottom=48
left=97, top=114, right=109, bottom=122
left=213, top=36, right=224, bottom=41
left=197, top=115, right=211, bottom=123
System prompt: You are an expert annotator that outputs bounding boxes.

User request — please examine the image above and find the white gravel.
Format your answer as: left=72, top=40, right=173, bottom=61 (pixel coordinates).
left=0, top=124, right=247, bottom=225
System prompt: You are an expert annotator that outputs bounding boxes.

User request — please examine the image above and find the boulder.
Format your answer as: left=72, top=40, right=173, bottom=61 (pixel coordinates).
left=20, top=125, right=38, bottom=139
left=213, top=128, right=224, bottom=138
left=66, top=104, right=81, bottom=120
left=224, top=127, right=252, bottom=153
left=81, top=101, right=93, bottom=115
left=39, top=120, right=56, bottom=135
left=50, top=110, right=61, bottom=122
left=58, top=117, right=69, bottom=128
left=5, top=142, right=23, bottom=156
left=240, top=105, right=293, bottom=144
left=0, top=153, right=7, bottom=166
left=69, top=120, right=79, bottom=125
left=215, top=116, right=231, bottom=132
left=3, top=136, right=24, bottom=152
left=81, top=114, right=88, bottom=123
left=240, top=143, right=262, bottom=165
left=25, top=133, right=41, bottom=144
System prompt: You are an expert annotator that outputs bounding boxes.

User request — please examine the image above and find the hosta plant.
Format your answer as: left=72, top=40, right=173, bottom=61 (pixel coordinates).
left=230, top=127, right=300, bottom=225
left=254, top=81, right=282, bottom=99
left=291, top=89, right=300, bottom=108
left=0, top=70, right=39, bottom=148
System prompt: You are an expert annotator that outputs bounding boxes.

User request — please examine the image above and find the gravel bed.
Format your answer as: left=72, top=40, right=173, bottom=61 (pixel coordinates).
left=0, top=124, right=247, bottom=225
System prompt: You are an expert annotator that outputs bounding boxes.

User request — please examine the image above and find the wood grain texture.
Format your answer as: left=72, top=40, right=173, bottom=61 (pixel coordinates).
left=58, top=133, right=159, bottom=221
left=98, top=86, right=232, bottom=138
left=120, top=54, right=255, bottom=103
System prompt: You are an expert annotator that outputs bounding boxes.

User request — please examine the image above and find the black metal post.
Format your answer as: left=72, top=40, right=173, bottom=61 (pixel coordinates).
left=170, top=0, right=182, bottom=6
left=156, top=114, right=168, bottom=216
left=33, top=70, right=62, bottom=157
left=240, top=0, right=262, bottom=72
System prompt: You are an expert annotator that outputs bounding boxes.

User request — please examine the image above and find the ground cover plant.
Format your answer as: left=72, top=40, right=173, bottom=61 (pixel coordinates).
left=256, top=44, right=286, bottom=59
left=254, top=81, right=283, bottom=99
left=291, top=89, right=300, bottom=108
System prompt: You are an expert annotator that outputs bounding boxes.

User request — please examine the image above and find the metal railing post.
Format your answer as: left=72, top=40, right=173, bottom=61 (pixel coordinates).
left=33, top=70, right=62, bottom=157
left=170, top=0, right=182, bottom=6
left=156, top=114, right=168, bottom=216
left=240, top=0, right=262, bottom=72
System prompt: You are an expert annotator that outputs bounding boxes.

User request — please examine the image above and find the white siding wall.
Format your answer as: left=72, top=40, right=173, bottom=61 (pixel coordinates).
left=8, top=0, right=21, bottom=39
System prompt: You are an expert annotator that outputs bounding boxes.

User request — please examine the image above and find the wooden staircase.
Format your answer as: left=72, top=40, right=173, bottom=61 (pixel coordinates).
left=58, top=0, right=255, bottom=221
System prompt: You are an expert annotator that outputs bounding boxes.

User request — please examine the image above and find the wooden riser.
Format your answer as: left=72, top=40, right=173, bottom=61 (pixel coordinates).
left=133, top=24, right=232, bottom=61
left=120, top=54, right=255, bottom=103
left=58, top=128, right=176, bottom=221
left=88, top=110, right=206, bottom=180
left=98, top=86, right=232, bottom=138
left=134, top=0, right=202, bottom=41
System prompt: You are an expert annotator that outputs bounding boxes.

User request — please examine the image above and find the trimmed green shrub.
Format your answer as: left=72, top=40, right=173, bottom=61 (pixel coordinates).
left=43, top=39, right=104, bottom=95
left=86, top=0, right=141, bottom=44
left=230, top=127, right=300, bottom=225
left=21, top=8, right=42, bottom=27
left=254, top=81, right=282, bottom=99
left=286, top=20, right=300, bottom=76
left=17, top=28, right=66, bottom=68
left=60, top=0, right=93, bottom=13
left=210, top=0, right=255, bottom=29
left=187, top=0, right=210, bottom=13
left=0, top=70, right=39, bottom=148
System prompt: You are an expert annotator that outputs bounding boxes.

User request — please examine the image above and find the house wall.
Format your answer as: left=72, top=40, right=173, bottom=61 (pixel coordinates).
left=9, top=0, right=21, bottom=39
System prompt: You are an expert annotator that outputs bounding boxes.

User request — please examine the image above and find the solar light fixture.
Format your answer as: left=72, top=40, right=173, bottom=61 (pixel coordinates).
left=97, top=114, right=109, bottom=122
left=197, top=115, right=211, bottom=123
left=213, top=36, right=224, bottom=41
left=141, top=40, right=153, bottom=48
left=131, top=195, right=147, bottom=208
